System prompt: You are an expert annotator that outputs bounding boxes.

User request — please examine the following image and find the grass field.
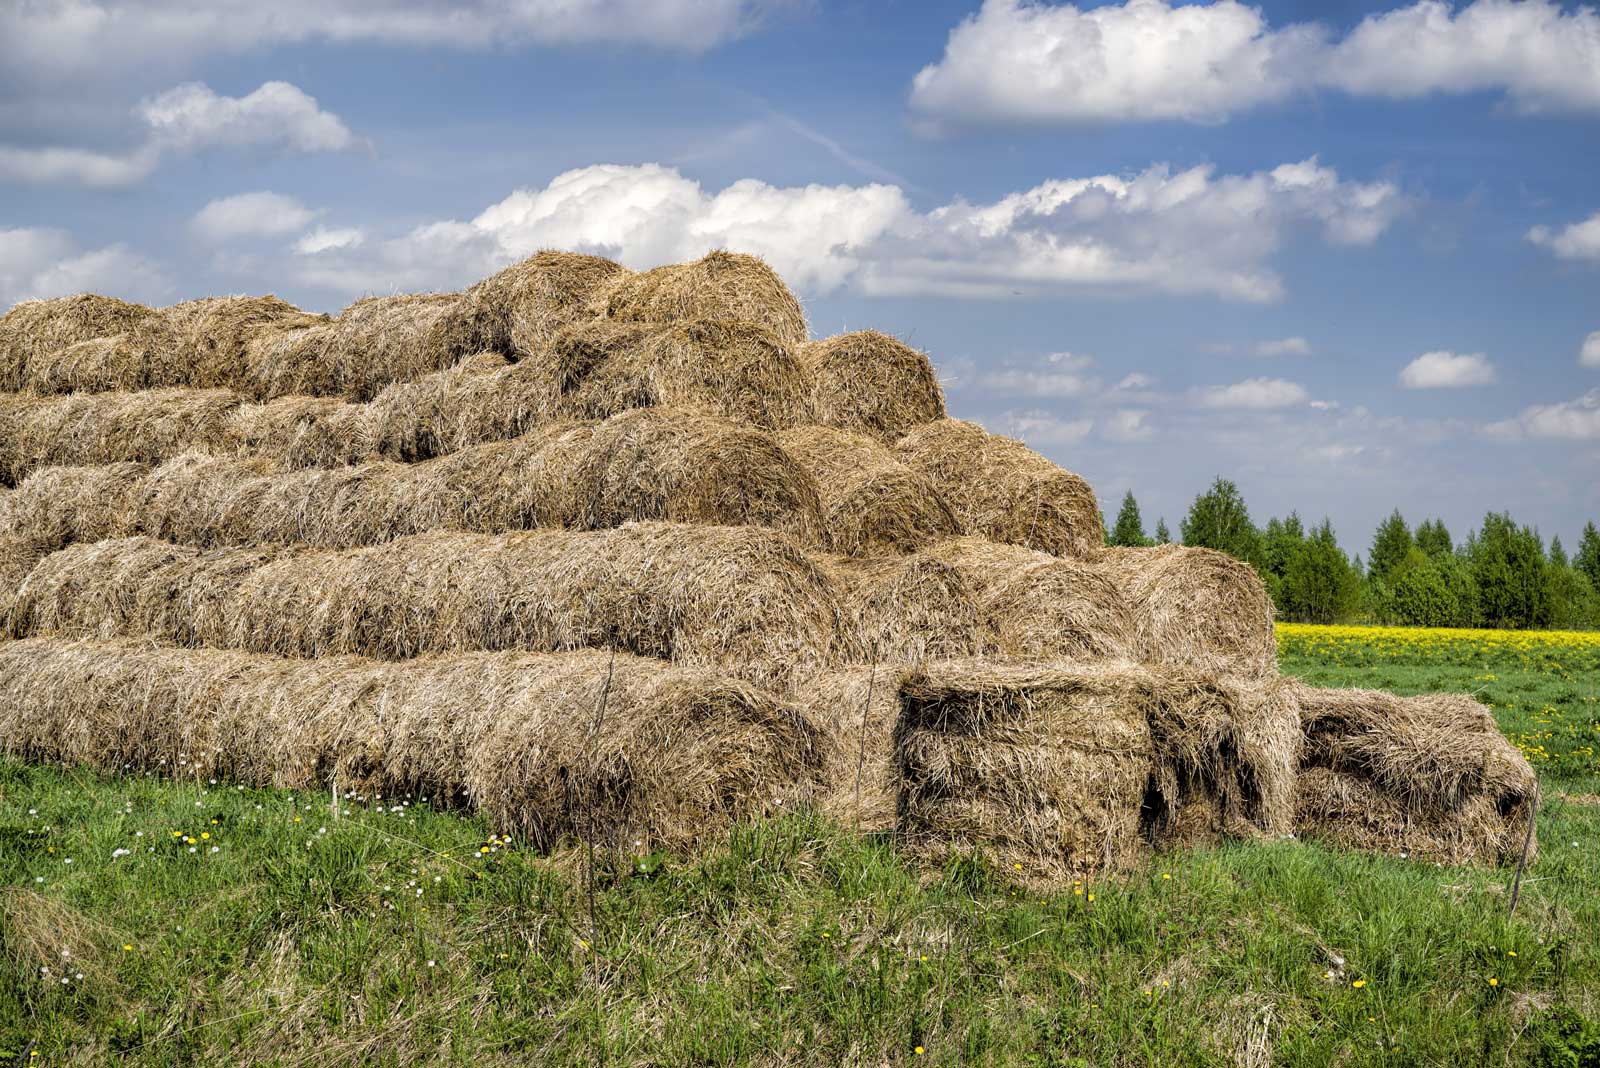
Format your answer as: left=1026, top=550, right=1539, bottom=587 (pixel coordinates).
left=3, top=625, right=1598, bottom=1066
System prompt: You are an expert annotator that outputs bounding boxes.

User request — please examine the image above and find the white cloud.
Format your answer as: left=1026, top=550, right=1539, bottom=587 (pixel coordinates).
left=1114, top=372, right=1156, bottom=390
left=1582, top=331, right=1600, bottom=369
left=295, top=227, right=365, bottom=255
left=1196, top=377, right=1312, bottom=409
left=295, top=159, right=1399, bottom=302
left=1105, top=408, right=1155, bottom=441
left=1488, top=390, right=1600, bottom=440
left=1252, top=336, right=1312, bottom=357
left=1, top=227, right=169, bottom=308
left=1398, top=350, right=1497, bottom=388
left=191, top=192, right=318, bottom=243
left=911, top=0, right=1600, bottom=126
left=0, top=81, right=355, bottom=188
left=1527, top=211, right=1600, bottom=261
left=1005, top=410, right=1094, bottom=445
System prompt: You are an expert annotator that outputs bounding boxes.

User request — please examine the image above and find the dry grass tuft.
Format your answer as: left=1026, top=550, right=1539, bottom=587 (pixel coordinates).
left=0, top=637, right=822, bottom=853
left=601, top=251, right=807, bottom=346
left=796, top=331, right=945, bottom=444
left=894, top=419, right=1102, bottom=558
left=1291, top=684, right=1539, bottom=864
left=446, top=250, right=631, bottom=359
left=777, top=426, right=959, bottom=556
left=0, top=293, right=158, bottom=391
left=1095, top=544, right=1277, bottom=675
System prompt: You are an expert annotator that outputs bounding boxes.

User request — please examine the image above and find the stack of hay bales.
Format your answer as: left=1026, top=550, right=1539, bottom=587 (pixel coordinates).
left=0, top=249, right=1536, bottom=876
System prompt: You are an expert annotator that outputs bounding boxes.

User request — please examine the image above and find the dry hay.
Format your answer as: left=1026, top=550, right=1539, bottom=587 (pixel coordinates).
left=0, top=389, right=242, bottom=485
left=12, top=525, right=843, bottom=688
left=0, top=462, right=146, bottom=557
left=444, top=250, right=632, bottom=359
left=823, top=556, right=996, bottom=665
left=224, top=395, right=374, bottom=468
left=1, top=536, right=44, bottom=620
left=601, top=251, right=807, bottom=346
left=798, top=663, right=920, bottom=831
left=0, top=293, right=158, bottom=392
left=364, top=352, right=523, bottom=461
left=796, top=331, right=945, bottom=445
left=894, top=419, right=1101, bottom=558
left=893, top=661, right=1156, bottom=878
left=248, top=293, right=468, bottom=401
left=1095, top=543, right=1277, bottom=675
left=551, top=319, right=815, bottom=430
left=1292, top=684, right=1538, bottom=865
left=775, top=426, right=960, bottom=556
left=918, top=537, right=1138, bottom=662
left=0, top=637, right=822, bottom=853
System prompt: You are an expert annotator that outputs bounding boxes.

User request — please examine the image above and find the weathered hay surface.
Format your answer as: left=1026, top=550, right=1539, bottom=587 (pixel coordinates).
left=364, top=352, right=523, bottom=461
left=797, top=331, right=945, bottom=445
left=224, top=395, right=374, bottom=468
left=0, top=390, right=240, bottom=485
left=0, top=638, right=822, bottom=852
left=800, top=664, right=918, bottom=831
left=249, top=293, right=467, bottom=401
left=1292, top=685, right=1538, bottom=864
left=894, top=419, right=1101, bottom=558
left=0, top=536, right=44, bottom=619
left=602, top=251, right=807, bottom=347
left=894, top=662, right=1155, bottom=878
left=0, top=294, right=158, bottom=392
left=824, top=555, right=996, bottom=665
left=12, top=526, right=842, bottom=687
left=0, top=462, right=146, bottom=556
left=776, top=426, right=960, bottom=556
left=1094, top=544, right=1277, bottom=675
left=446, top=251, right=631, bottom=359
left=552, top=319, right=815, bottom=430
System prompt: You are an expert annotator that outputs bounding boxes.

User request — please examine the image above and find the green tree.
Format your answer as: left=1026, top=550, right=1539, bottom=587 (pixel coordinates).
left=1110, top=491, right=1151, bottom=547
left=1154, top=517, right=1171, bottom=544
left=1390, top=547, right=1459, bottom=627
left=1470, top=513, right=1551, bottom=628
left=1435, top=552, right=1479, bottom=627
left=1281, top=519, right=1361, bottom=623
left=1415, top=518, right=1453, bottom=559
left=1260, top=513, right=1306, bottom=610
left=1368, top=509, right=1414, bottom=584
left=1577, top=521, right=1600, bottom=590
left=1180, top=477, right=1262, bottom=566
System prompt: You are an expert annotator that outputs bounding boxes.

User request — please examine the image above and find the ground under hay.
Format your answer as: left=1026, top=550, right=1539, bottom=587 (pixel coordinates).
left=796, top=331, right=945, bottom=445
left=601, top=251, right=807, bottom=347
left=0, top=389, right=242, bottom=485
left=447, top=251, right=631, bottom=359
left=1095, top=544, right=1277, bottom=675
left=0, top=637, right=822, bottom=853
left=776, top=426, right=960, bottom=556
left=894, top=419, right=1102, bottom=559
left=11, top=526, right=843, bottom=688
left=0, top=294, right=159, bottom=392
left=1292, top=684, right=1539, bottom=864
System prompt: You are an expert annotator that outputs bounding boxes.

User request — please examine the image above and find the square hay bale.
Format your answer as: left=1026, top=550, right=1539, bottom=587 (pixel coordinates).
left=796, top=330, right=946, bottom=445
left=600, top=251, right=807, bottom=347
left=1292, top=684, right=1539, bottom=865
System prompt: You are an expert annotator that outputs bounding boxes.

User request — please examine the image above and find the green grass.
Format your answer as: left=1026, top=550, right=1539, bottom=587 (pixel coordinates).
left=3, top=630, right=1598, bottom=1066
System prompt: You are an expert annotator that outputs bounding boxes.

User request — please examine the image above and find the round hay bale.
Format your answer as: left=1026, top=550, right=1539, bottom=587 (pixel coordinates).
left=893, top=419, right=1101, bottom=558
left=364, top=352, right=522, bottom=461
left=154, top=295, right=327, bottom=391
left=575, top=409, right=824, bottom=542
left=0, top=388, right=241, bottom=485
left=602, top=251, right=807, bottom=346
left=225, top=396, right=373, bottom=468
left=21, top=336, right=135, bottom=394
left=796, top=663, right=919, bottom=831
left=3, top=462, right=146, bottom=553
left=822, top=555, right=995, bottom=664
left=554, top=319, right=815, bottom=430
left=775, top=426, right=960, bottom=556
left=0, top=536, right=44, bottom=621
left=445, top=250, right=631, bottom=359
left=251, top=293, right=467, bottom=402
left=894, top=661, right=1155, bottom=880
left=0, top=294, right=158, bottom=392
left=1094, top=544, right=1276, bottom=674
left=797, top=331, right=945, bottom=445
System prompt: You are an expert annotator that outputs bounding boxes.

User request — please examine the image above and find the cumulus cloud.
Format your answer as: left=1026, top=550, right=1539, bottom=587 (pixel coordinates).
left=1398, top=350, right=1497, bottom=388
left=1527, top=211, right=1600, bottom=261
left=0, top=81, right=355, bottom=188
left=295, top=227, right=365, bottom=255
left=1, top=226, right=169, bottom=308
left=1253, top=336, right=1312, bottom=357
left=1195, top=377, right=1312, bottom=409
left=292, top=159, right=1400, bottom=303
left=1005, top=410, right=1094, bottom=445
left=1583, top=331, right=1600, bottom=369
left=910, top=0, right=1600, bottom=126
left=1487, top=390, right=1600, bottom=440
left=1104, top=408, right=1155, bottom=441
left=191, top=192, right=318, bottom=243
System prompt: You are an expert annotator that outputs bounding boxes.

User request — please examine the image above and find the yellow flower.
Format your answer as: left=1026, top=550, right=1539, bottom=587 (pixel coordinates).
left=200, top=832, right=210, bottom=840
left=1488, top=977, right=1499, bottom=987
left=292, top=817, right=301, bottom=823
left=1087, top=894, right=1095, bottom=902
left=920, top=955, right=928, bottom=962
left=1074, top=887, right=1083, bottom=896
left=479, top=847, right=489, bottom=854
left=1352, top=980, right=1367, bottom=988
left=1507, top=950, right=1517, bottom=957
left=1013, top=862, right=1022, bottom=871
left=123, top=943, right=133, bottom=951
left=914, top=1047, right=925, bottom=1056
left=1161, top=873, right=1172, bottom=880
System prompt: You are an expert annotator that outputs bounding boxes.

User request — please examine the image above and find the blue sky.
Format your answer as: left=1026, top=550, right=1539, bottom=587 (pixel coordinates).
left=3, top=0, right=1598, bottom=553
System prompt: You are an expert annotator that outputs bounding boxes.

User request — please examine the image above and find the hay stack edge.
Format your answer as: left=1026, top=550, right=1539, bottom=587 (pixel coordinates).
left=0, top=250, right=1537, bottom=880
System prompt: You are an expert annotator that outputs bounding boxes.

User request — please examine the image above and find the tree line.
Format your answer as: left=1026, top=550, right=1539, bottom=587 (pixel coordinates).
left=1106, top=479, right=1600, bottom=629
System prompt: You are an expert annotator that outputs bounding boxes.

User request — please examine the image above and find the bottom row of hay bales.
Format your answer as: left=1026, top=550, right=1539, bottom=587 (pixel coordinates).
left=0, top=636, right=1537, bottom=876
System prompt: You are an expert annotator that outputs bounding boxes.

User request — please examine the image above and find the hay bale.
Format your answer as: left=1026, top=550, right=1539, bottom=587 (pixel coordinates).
left=894, top=661, right=1155, bottom=878
left=918, top=537, right=1138, bottom=662
left=0, top=294, right=158, bottom=391
left=0, top=536, right=44, bottom=619
left=894, top=419, right=1101, bottom=558
left=797, top=331, right=945, bottom=444
left=775, top=426, right=960, bottom=556
left=799, top=664, right=919, bottom=831
left=0, top=389, right=241, bottom=485
left=552, top=319, right=815, bottom=430
left=0, top=637, right=821, bottom=853
left=1094, top=544, right=1277, bottom=675
left=445, top=250, right=632, bottom=359
left=602, top=251, right=807, bottom=346
left=1, top=462, right=146, bottom=554
left=364, top=353, right=523, bottom=461
left=1292, top=685, right=1538, bottom=865
left=224, top=396, right=374, bottom=468
left=822, top=556, right=995, bottom=665
left=13, top=526, right=843, bottom=687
